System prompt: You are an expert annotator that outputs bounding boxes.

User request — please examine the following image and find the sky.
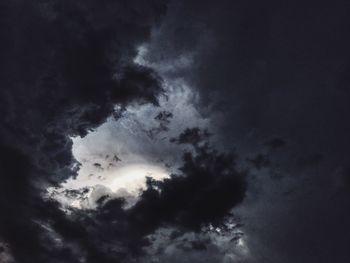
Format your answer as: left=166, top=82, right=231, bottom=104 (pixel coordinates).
left=1, top=0, right=350, bottom=262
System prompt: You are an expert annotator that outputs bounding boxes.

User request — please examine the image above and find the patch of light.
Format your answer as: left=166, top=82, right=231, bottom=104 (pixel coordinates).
left=236, top=236, right=249, bottom=255
left=110, top=163, right=168, bottom=194
left=0, top=241, right=14, bottom=263
left=49, top=161, right=169, bottom=209
left=133, top=44, right=194, bottom=73
left=133, top=45, right=148, bottom=65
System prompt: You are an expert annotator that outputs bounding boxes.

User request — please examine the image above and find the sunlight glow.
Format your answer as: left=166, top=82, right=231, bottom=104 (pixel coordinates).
left=110, top=163, right=169, bottom=194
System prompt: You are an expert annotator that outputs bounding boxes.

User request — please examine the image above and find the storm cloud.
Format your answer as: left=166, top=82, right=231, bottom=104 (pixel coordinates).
left=2, top=0, right=350, bottom=262
left=0, top=0, right=166, bottom=262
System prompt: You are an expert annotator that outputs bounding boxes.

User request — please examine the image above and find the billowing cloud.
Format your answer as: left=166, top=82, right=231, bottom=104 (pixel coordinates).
left=0, top=0, right=167, bottom=262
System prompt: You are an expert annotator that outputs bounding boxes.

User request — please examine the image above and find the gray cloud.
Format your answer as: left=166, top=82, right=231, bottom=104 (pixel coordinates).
left=135, top=0, right=350, bottom=261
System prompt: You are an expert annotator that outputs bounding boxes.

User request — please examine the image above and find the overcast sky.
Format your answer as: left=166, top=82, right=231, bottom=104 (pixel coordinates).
left=1, top=1, right=350, bottom=262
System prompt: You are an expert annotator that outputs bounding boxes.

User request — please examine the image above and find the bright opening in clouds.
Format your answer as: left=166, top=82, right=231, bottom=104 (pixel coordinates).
left=109, top=163, right=168, bottom=193
left=49, top=43, right=210, bottom=209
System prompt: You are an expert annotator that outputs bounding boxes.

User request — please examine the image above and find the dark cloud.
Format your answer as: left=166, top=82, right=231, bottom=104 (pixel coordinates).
left=264, top=137, right=286, bottom=150
left=141, top=0, right=350, bottom=261
left=0, top=0, right=167, bottom=262
left=0, top=0, right=166, bottom=184
left=170, top=127, right=211, bottom=146
left=295, top=152, right=324, bottom=170
left=147, top=110, right=173, bottom=138
left=184, top=239, right=209, bottom=251
left=145, top=0, right=350, bottom=160
left=113, top=155, right=122, bottom=163
left=246, top=153, right=271, bottom=170
left=130, top=143, right=246, bottom=232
